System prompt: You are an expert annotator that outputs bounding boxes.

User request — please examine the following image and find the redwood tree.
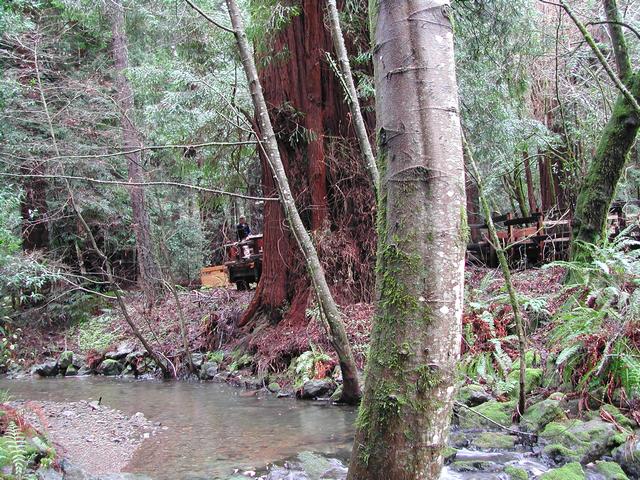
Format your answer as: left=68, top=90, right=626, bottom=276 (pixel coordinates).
left=240, top=1, right=376, bottom=329
left=348, top=0, right=466, bottom=478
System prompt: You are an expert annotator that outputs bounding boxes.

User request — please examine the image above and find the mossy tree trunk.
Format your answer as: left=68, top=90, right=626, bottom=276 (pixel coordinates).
left=571, top=0, right=640, bottom=257
left=347, top=1, right=466, bottom=478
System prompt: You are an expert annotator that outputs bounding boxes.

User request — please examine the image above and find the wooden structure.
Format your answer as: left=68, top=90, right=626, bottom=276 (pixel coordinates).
left=200, top=265, right=228, bottom=288
left=467, top=201, right=640, bottom=267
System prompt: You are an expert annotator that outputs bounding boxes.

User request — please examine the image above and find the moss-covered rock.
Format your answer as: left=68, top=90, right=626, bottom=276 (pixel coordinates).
left=471, top=432, right=516, bottom=449
left=542, top=443, right=581, bottom=464
left=521, top=398, right=567, bottom=432
left=613, top=437, right=640, bottom=478
left=450, top=460, right=499, bottom=473
left=457, top=384, right=492, bottom=407
left=506, top=368, right=543, bottom=397
left=97, top=359, right=123, bottom=376
left=443, top=446, right=457, bottom=465
left=58, top=351, right=74, bottom=370
left=587, top=405, right=635, bottom=430
left=457, top=400, right=515, bottom=429
left=504, top=465, right=528, bottom=480
left=595, top=461, right=629, bottom=480
left=267, top=382, right=281, bottom=393
left=539, top=462, right=585, bottom=480
left=540, top=419, right=626, bottom=464
left=64, top=365, right=78, bottom=376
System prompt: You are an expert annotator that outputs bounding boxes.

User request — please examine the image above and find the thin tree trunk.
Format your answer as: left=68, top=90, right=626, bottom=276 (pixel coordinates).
left=109, top=0, right=163, bottom=299
left=603, top=0, right=631, bottom=81
left=524, top=153, right=538, bottom=213
left=464, top=135, right=527, bottom=421
left=514, top=161, right=530, bottom=217
left=348, top=2, right=466, bottom=478
left=225, top=0, right=361, bottom=404
left=326, top=0, right=379, bottom=193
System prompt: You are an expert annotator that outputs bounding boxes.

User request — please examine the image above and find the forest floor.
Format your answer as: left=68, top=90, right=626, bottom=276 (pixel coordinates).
left=12, top=266, right=565, bottom=374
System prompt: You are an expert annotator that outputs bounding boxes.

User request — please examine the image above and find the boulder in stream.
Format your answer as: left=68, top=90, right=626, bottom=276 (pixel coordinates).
left=58, top=351, right=74, bottom=370
left=298, top=379, right=336, bottom=400
left=31, top=359, right=59, bottom=377
left=457, top=384, right=493, bottom=407
left=540, top=418, right=626, bottom=464
left=521, top=397, right=567, bottom=432
left=539, top=461, right=586, bottom=479
left=105, top=343, right=135, bottom=361
left=97, top=359, right=123, bottom=376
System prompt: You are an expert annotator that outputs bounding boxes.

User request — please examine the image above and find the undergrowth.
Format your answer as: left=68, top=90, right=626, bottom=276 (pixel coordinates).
left=546, top=235, right=640, bottom=400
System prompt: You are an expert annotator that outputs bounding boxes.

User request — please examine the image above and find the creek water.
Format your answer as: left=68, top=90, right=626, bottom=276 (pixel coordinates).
left=0, top=377, right=355, bottom=479
left=0, top=377, right=563, bottom=480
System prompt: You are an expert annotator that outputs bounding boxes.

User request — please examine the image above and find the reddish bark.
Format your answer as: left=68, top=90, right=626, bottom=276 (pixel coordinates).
left=240, top=1, right=375, bottom=328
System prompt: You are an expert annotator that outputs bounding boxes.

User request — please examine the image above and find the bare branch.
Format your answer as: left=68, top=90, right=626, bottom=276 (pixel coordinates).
left=0, top=173, right=278, bottom=202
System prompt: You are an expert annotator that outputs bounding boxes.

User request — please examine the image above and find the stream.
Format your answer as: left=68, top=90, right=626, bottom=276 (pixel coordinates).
left=0, top=377, right=562, bottom=480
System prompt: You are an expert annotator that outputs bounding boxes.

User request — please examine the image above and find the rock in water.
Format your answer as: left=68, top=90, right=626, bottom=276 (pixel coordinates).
left=199, top=362, right=219, bottom=380
left=299, top=379, right=336, bottom=400
left=58, top=351, right=74, bottom=370
left=105, top=343, right=135, bottom=360
left=97, top=359, right=123, bottom=376
left=31, top=359, right=59, bottom=377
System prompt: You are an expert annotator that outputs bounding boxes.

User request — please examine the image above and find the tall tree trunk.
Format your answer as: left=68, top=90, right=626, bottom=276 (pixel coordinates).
left=571, top=0, right=640, bottom=254
left=225, top=0, right=361, bottom=404
left=20, top=162, right=49, bottom=251
left=239, top=1, right=375, bottom=331
left=348, top=1, right=466, bottom=478
left=109, top=0, right=163, bottom=298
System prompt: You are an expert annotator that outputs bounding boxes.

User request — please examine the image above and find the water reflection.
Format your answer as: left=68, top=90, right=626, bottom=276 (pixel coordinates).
left=0, top=377, right=356, bottom=479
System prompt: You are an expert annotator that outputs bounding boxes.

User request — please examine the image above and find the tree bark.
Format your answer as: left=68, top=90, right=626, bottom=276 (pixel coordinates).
left=348, top=1, right=466, bottom=478
left=225, top=0, right=361, bottom=404
left=20, top=162, right=49, bottom=251
left=524, top=153, right=538, bottom=214
left=109, top=0, right=163, bottom=298
left=603, top=0, right=631, bottom=82
left=239, top=0, right=375, bottom=334
left=571, top=0, right=640, bottom=255
left=326, top=0, right=379, bottom=192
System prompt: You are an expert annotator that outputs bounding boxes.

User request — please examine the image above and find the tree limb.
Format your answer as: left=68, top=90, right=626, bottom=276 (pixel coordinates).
left=0, top=173, right=278, bottom=202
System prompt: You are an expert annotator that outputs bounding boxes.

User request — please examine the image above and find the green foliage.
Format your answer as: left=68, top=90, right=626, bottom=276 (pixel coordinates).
left=0, top=422, right=34, bottom=479
left=75, top=312, right=120, bottom=351
left=547, top=237, right=640, bottom=396
left=290, top=348, right=331, bottom=389
left=206, top=350, right=224, bottom=363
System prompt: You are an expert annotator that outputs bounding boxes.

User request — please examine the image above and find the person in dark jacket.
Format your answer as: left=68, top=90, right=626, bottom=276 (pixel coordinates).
left=236, top=216, right=251, bottom=241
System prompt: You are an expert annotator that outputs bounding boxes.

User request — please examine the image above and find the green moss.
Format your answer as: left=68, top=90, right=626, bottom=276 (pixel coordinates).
left=458, top=400, right=514, bottom=429
left=542, top=443, right=581, bottom=464
left=472, top=432, right=516, bottom=449
left=539, top=462, right=585, bottom=480
left=588, top=405, right=635, bottom=430
left=521, top=398, right=566, bottom=432
left=506, top=368, right=542, bottom=397
left=595, top=461, right=629, bottom=480
left=443, top=446, right=457, bottom=464
left=504, top=465, right=528, bottom=480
